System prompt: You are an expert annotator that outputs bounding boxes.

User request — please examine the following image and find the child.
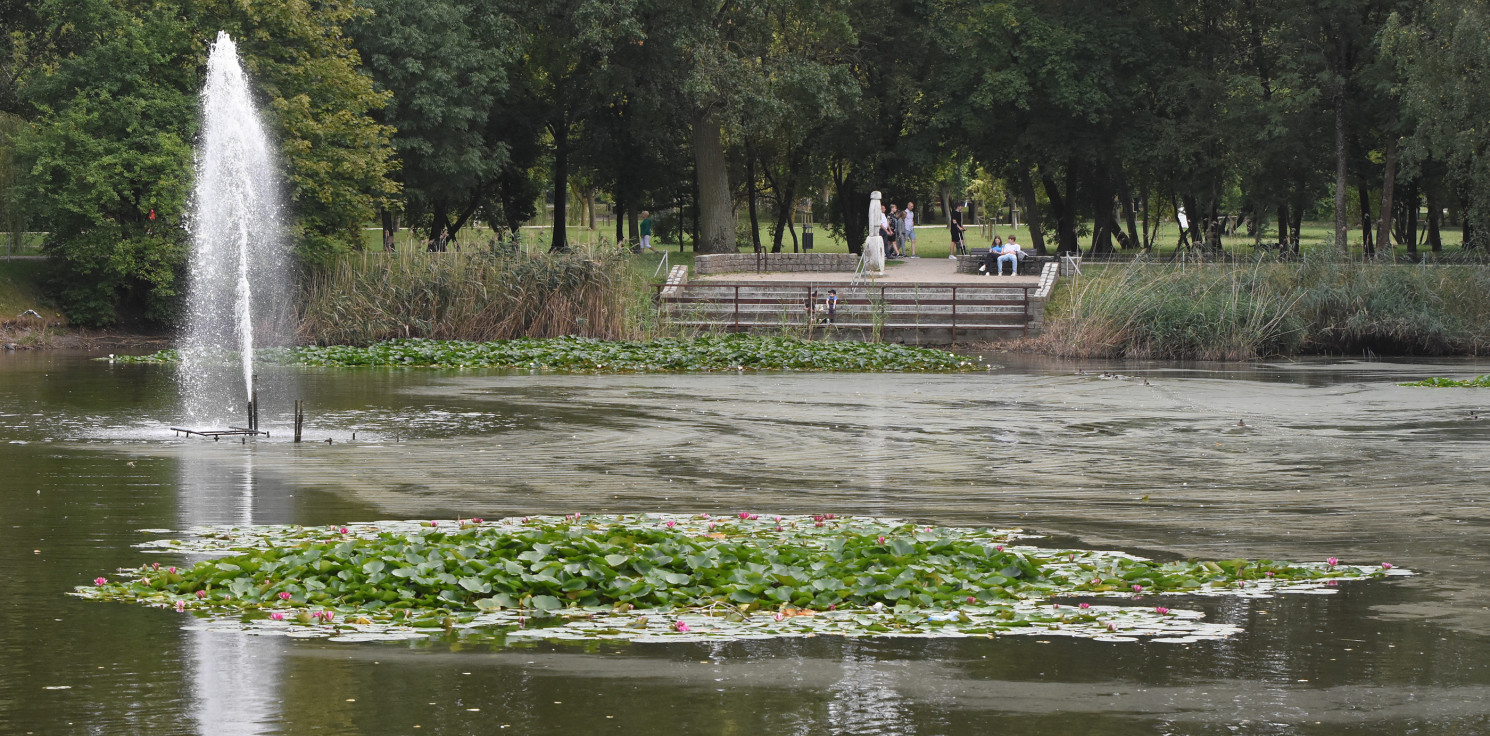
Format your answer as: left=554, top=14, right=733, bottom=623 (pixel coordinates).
left=823, top=289, right=839, bottom=323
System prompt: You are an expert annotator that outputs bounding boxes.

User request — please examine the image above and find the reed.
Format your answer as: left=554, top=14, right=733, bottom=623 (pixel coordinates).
left=1034, top=254, right=1490, bottom=359
left=298, top=244, right=651, bottom=345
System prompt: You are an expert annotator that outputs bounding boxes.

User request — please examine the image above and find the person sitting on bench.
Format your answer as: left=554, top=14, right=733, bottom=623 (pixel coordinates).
left=997, top=236, right=1022, bottom=276
left=978, top=236, right=1004, bottom=274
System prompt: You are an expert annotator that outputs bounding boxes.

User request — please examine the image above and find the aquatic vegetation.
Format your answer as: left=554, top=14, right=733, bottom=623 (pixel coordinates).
left=1036, top=255, right=1490, bottom=359
left=76, top=515, right=1405, bottom=645
left=106, top=335, right=982, bottom=372
left=1399, top=375, right=1490, bottom=387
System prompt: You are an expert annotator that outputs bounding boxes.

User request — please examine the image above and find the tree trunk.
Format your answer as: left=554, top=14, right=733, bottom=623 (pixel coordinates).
left=1018, top=167, right=1047, bottom=255
left=771, top=177, right=796, bottom=254
left=745, top=140, right=762, bottom=253
left=1289, top=193, right=1303, bottom=254
left=614, top=195, right=626, bottom=245
left=549, top=123, right=570, bottom=253
left=1276, top=202, right=1288, bottom=248
left=380, top=208, right=399, bottom=252
left=1358, top=180, right=1374, bottom=257
left=1042, top=167, right=1079, bottom=254
left=1426, top=184, right=1442, bottom=255
left=692, top=109, right=735, bottom=253
left=1118, top=177, right=1139, bottom=250
left=1182, top=193, right=1203, bottom=251
left=832, top=160, right=863, bottom=254
left=1378, top=136, right=1397, bottom=260
left=1333, top=83, right=1348, bottom=254
left=428, top=201, right=449, bottom=252
left=1405, top=184, right=1419, bottom=253
left=1088, top=169, right=1115, bottom=255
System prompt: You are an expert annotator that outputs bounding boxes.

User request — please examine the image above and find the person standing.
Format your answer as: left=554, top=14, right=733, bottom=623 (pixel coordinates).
left=949, top=202, right=967, bottom=258
left=903, top=201, right=918, bottom=257
left=882, top=202, right=894, bottom=257
left=639, top=211, right=654, bottom=251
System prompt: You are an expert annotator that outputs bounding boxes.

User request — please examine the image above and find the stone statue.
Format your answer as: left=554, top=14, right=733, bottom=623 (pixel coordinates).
left=863, top=190, right=885, bottom=275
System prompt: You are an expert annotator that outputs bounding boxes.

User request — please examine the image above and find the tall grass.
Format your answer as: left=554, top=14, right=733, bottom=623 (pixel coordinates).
left=299, top=245, right=654, bottom=345
left=1035, top=254, right=1490, bottom=359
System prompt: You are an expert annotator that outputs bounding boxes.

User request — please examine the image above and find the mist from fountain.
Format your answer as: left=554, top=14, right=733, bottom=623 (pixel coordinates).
left=179, top=32, right=290, bottom=425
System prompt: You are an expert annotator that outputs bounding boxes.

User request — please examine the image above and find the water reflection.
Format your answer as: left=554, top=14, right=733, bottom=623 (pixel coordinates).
left=179, top=448, right=287, bottom=735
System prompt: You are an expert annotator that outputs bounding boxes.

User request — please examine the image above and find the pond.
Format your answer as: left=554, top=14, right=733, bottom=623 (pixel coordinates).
left=1, top=349, right=1488, bottom=735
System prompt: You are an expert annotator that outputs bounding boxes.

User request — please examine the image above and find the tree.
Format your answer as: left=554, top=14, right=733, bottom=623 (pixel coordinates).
left=14, top=0, right=396, bottom=325
left=1385, top=0, right=1490, bottom=248
left=350, top=0, right=517, bottom=250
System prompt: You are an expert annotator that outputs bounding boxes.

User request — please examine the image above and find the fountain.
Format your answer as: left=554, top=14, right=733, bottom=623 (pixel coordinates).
left=178, top=31, right=290, bottom=428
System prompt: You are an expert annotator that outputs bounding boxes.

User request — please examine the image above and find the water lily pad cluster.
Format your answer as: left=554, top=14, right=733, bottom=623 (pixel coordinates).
left=106, top=336, right=983, bottom=373
left=78, top=515, right=1404, bottom=645
left=1400, top=375, right=1490, bottom=387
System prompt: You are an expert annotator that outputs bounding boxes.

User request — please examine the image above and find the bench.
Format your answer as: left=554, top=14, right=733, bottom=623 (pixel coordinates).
left=956, top=252, right=1053, bottom=276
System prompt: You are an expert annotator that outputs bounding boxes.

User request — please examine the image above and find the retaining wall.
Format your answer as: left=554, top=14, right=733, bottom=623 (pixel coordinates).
left=694, top=253, right=860, bottom=275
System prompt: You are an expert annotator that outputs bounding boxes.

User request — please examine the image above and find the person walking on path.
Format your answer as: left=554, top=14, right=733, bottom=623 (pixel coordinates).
left=949, top=202, right=967, bottom=258
left=903, top=201, right=918, bottom=257
left=639, top=211, right=654, bottom=251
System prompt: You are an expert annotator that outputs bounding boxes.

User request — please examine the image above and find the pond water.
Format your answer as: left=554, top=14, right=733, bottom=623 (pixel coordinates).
left=1, top=350, right=1488, bottom=735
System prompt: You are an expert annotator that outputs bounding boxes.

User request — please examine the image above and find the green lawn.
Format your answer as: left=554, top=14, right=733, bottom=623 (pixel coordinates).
left=0, top=259, right=60, bottom=321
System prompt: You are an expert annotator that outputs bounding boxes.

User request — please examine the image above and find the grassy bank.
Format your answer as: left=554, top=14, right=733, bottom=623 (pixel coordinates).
left=299, top=246, right=654, bottom=345
left=1034, top=256, right=1490, bottom=360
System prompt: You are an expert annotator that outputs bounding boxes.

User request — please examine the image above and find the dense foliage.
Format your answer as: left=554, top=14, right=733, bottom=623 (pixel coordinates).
left=78, top=515, right=1399, bottom=643
left=5, top=0, right=1490, bottom=324
left=5, top=0, right=395, bottom=325
left=111, top=335, right=983, bottom=372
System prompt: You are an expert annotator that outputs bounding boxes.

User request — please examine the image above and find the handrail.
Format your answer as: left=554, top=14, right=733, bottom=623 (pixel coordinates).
left=652, top=251, right=670, bottom=280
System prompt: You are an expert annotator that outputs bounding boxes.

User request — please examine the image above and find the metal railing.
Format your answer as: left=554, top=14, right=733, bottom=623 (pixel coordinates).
left=656, top=281, right=1036, bottom=342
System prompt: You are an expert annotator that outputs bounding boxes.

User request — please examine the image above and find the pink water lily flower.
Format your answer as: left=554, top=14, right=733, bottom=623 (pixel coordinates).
left=338, top=527, right=349, bottom=534
left=1155, top=607, right=1170, bottom=615
left=672, top=620, right=690, bottom=633
left=195, top=590, right=207, bottom=599
left=1382, top=562, right=1393, bottom=570
left=470, top=518, right=483, bottom=524
left=995, top=545, right=1004, bottom=552
left=1079, top=602, right=1090, bottom=610
left=269, top=612, right=285, bottom=621
left=773, top=613, right=785, bottom=622
left=877, top=536, right=886, bottom=545
left=1131, top=584, right=1143, bottom=593
left=174, top=600, right=186, bottom=612
left=168, top=567, right=176, bottom=574
left=665, top=520, right=676, bottom=529
left=966, top=596, right=977, bottom=604
left=1327, top=557, right=1339, bottom=567
left=278, top=592, right=292, bottom=601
